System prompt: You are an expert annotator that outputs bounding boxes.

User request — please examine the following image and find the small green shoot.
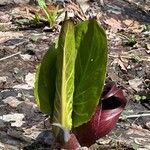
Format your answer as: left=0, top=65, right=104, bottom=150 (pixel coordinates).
left=32, top=13, right=41, bottom=25
left=143, top=24, right=150, bottom=31
left=120, top=34, right=137, bottom=47
left=15, top=19, right=30, bottom=26
left=135, top=94, right=147, bottom=102
left=37, top=0, right=60, bottom=27
left=132, top=143, right=139, bottom=150
left=120, top=114, right=128, bottom=121
left=31, top=34, right=39, bottom=43
left=125, top=35, right=137, bottom=47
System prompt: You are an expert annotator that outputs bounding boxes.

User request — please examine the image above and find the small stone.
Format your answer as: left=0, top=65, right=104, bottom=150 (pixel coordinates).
left=146, top=43, right=150, bottom=50
left=145, top=43, right=150, bottom=54
left=26, top=43, right=36, bottom=50
left=128, top=78, right=143, bottom=92
left=25, top=73, right=35, bottom=88
left=2, top=96, right=22, bottom=108
left=146, top=122, right=150, bottom=130
left=0, top=76, right=7, bottom=84
left=17, top=101, right=37, bottom=118
left=36, top=130, right=55, bottom=146
left=97, top=138, right=111, bottom=145
left=0, top=13, right=11, bottom=23
left=0, top=90, right=18, bottom=99
left=0, top=113, right=25, bottom=127
left=20, top=54, right=32, bottom=61
left=0, top=142, right=5, bottom=148
left=0, top=77, right=7, bottom=89
left=13, top=84, right=32, bottom=90
left=24, top=126, right=42, bottom=139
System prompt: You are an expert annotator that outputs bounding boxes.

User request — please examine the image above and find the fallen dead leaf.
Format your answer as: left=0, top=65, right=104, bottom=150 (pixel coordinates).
left=111, top=57, right=127, bottom=71
left=123, top=19, right=143, bottom=33
left=2, top=96, right=22, bottom=108
left=104, top=18, right=122, bottom=31
left=0, top=32, right=23, bottom=44
left=123, top=19, right=134, bottom=26
left=0, top=113, right=25, bottom=127
left=128, top=78, right=143, bottom=92
left=0, top=12, right=12, bottom=23
left=127, top=124, right=150, bottom=137
left=11, top=6, right=34, bottom=20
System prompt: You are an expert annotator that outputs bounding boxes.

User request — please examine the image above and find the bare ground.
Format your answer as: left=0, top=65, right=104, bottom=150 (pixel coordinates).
left=0, top=0, right=150, bottom=149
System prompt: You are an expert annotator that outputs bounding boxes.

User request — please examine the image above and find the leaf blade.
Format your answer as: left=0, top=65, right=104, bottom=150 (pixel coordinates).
left=53, top=20, right=76, bottom=129
left=73, top=19, right=108, bottom=127
left=34, top=45, right=57, bottom=116
left=37, top=0, right=46, bottom=8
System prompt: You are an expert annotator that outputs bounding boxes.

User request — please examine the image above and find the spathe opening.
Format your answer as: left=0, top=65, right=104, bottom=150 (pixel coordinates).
left=102, top=97, right=122, bottom=110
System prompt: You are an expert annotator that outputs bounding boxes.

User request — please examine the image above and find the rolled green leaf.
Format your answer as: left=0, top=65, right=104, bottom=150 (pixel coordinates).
left=53, top=20, right=76, bottom=129
left=34, top=44, right=57, bottom=116
left=73, top=19, right=108, bottom=127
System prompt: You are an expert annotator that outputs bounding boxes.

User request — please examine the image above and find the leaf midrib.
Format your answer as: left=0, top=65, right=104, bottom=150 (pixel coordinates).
left=61, top=22, right=73, bottom=127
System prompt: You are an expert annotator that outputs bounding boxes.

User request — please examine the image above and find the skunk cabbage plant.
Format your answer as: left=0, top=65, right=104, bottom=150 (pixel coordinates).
left=34, top=19, right=126, bottom=149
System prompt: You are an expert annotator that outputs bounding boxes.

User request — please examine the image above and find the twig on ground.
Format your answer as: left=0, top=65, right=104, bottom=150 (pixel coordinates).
left=109, top=54, right=150, bottom=62
left=120, top=113, right=150, bottom=119
left=0, top=52, right=21, bottom=62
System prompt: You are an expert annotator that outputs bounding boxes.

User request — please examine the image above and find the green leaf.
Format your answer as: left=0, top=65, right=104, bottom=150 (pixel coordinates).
left=53, top=20, right=76, bottom=129
left=37, top=0, right=46, bottom=8
left=37, top=0, right=58, bottom=27
left=73, top=19, right=108, bottom=127
left=34, top=44, right=57, bottom=116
